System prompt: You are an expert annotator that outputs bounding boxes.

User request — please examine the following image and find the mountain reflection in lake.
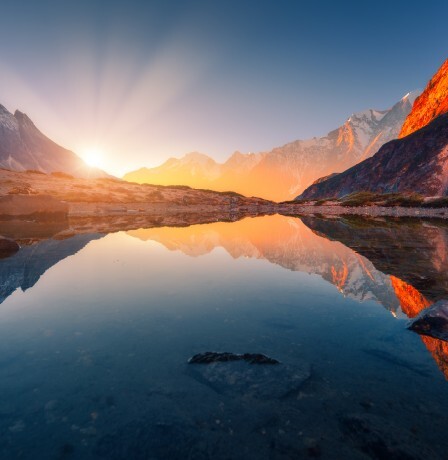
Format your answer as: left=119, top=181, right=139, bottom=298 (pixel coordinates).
left=0, top=214, right=448, bottom=459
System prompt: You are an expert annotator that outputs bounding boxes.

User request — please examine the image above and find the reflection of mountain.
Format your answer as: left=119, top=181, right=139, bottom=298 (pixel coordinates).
left=0, top=234, right=103, bottom=304
left=129, top=214, right=448, bottom=379
left=301, top=216, right=448, bottom=301
left=391, top=276, right=448, bottom=379
left=302, top=216, right=448, bottom=378
left=128, top=215, right=400, bottom=313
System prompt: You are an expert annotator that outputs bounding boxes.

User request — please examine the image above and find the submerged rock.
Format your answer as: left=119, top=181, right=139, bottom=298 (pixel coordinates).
left=187, top=353, right=310, bottom=399
left=188, top=351, right=279, bottom=365
left=0, top=237, right=19, bottom=259
left=341, top=413, right=440, bottom=460
left=408, top=300, right=448, bottom=342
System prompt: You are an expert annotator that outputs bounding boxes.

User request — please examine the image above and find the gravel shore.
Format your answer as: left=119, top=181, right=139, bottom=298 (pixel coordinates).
left=277, top=203, right=448, bottom=219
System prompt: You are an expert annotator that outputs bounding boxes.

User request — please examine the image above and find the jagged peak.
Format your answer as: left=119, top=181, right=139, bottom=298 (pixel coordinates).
left=183, top=151, right=214, bottom=161
left=13, top=110, right=36, bottom=127
left=0, top=104, right=12, bottom=115
left=345, top=90, right=422, bottom=125
left=401, top=89, right=421, bottom=105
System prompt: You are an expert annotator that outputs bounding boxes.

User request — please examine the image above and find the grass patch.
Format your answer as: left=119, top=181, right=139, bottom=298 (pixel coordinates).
left=340, top=191, right=424, bottom=207
left=340, top=191, right=384, bottom=206
left=382, top=193, right=424, bottom=207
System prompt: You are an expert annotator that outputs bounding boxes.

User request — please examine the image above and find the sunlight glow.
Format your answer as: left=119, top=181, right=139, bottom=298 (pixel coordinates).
left=82, top=148, right=104, bottom=168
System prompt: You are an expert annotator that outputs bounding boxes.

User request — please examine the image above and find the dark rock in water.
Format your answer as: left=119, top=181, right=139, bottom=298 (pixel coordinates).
left=408, top=300, right=448, bottom=342
left=188, top=351, right=279, bottom=365
left=0, top=237, right=19, bottom=259
left=341, top=413, right=440, bottom=460
left=187, top=354, right=310, bottom=399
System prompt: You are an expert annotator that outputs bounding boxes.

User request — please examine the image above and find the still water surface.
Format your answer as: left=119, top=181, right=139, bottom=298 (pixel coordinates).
left=0, top=214, right=448, bottom=459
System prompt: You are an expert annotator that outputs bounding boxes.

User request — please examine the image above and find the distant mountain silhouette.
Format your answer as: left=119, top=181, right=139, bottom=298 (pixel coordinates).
left=124, top=93, right=418, bottom=201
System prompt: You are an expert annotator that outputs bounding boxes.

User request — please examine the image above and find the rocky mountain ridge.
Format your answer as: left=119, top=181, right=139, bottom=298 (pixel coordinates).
left=399, top=59, right=448, bottom=138
left=299, top=59, right=448, bottom=200
left=299, top=113, right=448, bottom=199
left=0, top=104, right=106, bottom=178
left=124, top=93, right=419, bottom=201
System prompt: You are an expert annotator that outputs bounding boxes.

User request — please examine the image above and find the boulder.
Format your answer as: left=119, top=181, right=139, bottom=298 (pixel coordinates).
left=0, top=237, right=19, bottom=259
left=187, top=352, right=310, bottom=399
left=188, top=351, right=279, bottom=364
left=408, top=300, right=448, bottom=342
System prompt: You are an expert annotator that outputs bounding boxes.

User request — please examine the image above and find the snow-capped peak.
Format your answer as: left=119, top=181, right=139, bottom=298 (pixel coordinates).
left=401, top=89, right=421, bottom=105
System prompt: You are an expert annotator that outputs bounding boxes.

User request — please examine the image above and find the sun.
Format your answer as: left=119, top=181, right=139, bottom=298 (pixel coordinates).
left=82, top=148, right=104, bottom=168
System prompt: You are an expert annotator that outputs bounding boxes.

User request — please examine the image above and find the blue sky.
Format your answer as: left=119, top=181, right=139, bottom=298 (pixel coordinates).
left=0, top=0, right=446, bottom=175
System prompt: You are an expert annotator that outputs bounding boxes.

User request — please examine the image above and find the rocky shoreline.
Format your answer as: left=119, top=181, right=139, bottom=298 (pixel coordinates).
left=2, top=168, right=448, bottom=220
left=277, top=203, right=448, bottom=219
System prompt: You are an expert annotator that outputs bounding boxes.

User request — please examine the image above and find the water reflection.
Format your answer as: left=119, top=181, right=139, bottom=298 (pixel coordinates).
left=128, top=214, right=448, bottom=379
left=301, top=216, right=448, bottom=301
left=128, top=215, right=401, bottom=314
left=2, top=215, right=448, bottom=374
left=1, top=214, right=448, bottom=458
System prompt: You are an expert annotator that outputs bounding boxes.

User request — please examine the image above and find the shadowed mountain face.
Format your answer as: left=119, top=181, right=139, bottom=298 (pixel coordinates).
left=124, top=93, right=418, bottom=201
left=0, top=105, right=106, bottom=177
left=299, top=113, right=448, bottom=199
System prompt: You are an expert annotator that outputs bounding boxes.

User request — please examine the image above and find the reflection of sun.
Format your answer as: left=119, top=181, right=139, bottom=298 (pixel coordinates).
left=82, top=148, right=103, bottom=168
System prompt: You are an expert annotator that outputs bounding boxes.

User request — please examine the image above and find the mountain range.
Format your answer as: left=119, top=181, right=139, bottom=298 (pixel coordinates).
left=300, top=58, right=448, bottom=200
left=0, top=105, right=106, bottom=177
left=124, top=92, right=419, bottom=201
left=1, top=58, right=447, bottom=205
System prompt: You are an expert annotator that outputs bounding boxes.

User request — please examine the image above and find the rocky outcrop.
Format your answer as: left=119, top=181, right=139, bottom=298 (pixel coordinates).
left=299, top=113, right=448, bottom=199
left=399, top=59, right=448, bottom=138
left=408, top=300, right=448, bottom=342
left=0, top=168, right=276, bottom=218
left=188, top=352, right=279, bottom=364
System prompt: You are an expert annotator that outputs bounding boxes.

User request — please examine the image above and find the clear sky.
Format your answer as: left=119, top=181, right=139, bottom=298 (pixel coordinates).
left=0, top=0, right=446, bottom=176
